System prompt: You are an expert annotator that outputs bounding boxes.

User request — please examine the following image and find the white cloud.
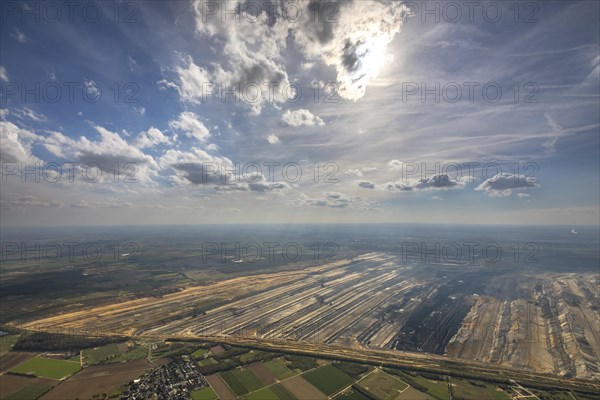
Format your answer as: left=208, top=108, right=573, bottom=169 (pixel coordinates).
left=282, top=109, right=324, bottom=127
left=1, top=194, right=61, bottom=208
left=40, top=126, right=158, bottom=182
left=294, top=192, right=355, bottom=208
left=0, top=121, right=41, bottom=163
left=83, top=79, right=100, bottom=98
left=291, top=0, right=410, bottom=100
left=476, top=173, right=539, bottom=197
left=11, top=28, right=26, bottom=43
left=169, top=111, right=210, bottom=142
left=14, top=107, right=46, bottom=122
left=363, top=174, right=468, bottom=192
left=387, top=160, right=403, bottom=171
left=345, top=167, right=377, bottom=177
left=267, top=133, right=280, bottom=144
left=345, top=169, right=364, bottom=177
left=0, top=66, right=8, bottom=81
left=133, top=127, right=172, bottom=148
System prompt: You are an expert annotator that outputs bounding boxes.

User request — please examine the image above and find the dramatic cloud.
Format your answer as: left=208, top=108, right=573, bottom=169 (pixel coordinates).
left=169, top=111, right=210, bottom=142
left=476, top=173, right=539, bottom=197
left=187, top=0, right=291, bottom=114
left=181, top=0, right=409, bottom=114
left=292, top=0, right=410, bottom=100
left=282, top=109, right=325, bottom=127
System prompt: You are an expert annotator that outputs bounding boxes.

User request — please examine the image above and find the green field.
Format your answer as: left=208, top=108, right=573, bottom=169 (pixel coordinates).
left=264, top=358, right=296, bottom=380
left=199, top=357, right=218, bottom=366
left=270, top=384, right=298, bottom=400
left=450, top=379, right=511, bottom=400
left=243, top=387, right=280, bottom=400
left=191, top=386, right=218, bottom=400
left=398, top=373, right=450, bottom=400
left=334, top=388, right=370, bottom=400
left=82, top=343, right=124, bottom=364
left=192, top=348, right=209, bottom=359
left=103, top=345, right=147, bottom=363
left=303, top=364, right=355, bottom=396
left=3, top=382, right=53, bottom=400
left=220, top=367, right=265, bottom=395
left=358, top=369, right=409, bottom=400
left=10, top=357, right=81, bottom=380
left=0, top=334, right=20, bottom=352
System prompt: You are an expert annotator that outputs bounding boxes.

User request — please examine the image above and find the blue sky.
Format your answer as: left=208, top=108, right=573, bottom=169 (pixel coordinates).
left=1, top=0, right=599, bottom=226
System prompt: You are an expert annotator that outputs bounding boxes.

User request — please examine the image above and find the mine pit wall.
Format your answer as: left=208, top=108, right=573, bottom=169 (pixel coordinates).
left=446, top=275, right=600, bottom=380
left=16, top=253, right=600, bottom=381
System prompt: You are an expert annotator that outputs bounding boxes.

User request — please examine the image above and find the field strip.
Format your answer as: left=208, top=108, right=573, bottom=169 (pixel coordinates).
left=240, top=362, right=329, bottom=399
left=65, top=367, right=150, bottom=380
left=328, top=366, right=379, bottom=399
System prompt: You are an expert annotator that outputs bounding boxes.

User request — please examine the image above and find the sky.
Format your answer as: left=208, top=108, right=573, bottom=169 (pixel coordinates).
left=0, top=0, right=599, bottom=227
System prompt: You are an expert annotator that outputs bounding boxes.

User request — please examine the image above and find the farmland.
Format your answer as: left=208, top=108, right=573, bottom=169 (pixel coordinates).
left=39, top=359, right=153, bottom=400
left=357, top=369, right=410, bottom=400
left=303, top=364, right=355, bottom=396
left=0, top=337, right=597, bottom=400
left=17, top=252, right=600, bottom=382
left=9, top=357, right=81, bottom=380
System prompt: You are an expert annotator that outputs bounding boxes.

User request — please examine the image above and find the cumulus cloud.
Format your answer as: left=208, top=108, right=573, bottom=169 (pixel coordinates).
left=345, top=167, right=376, bottom=177
left=181, top=1, right=292, bottom=114
left=357, top=181, right=376, bottom=189
left=361, top=174, right=468, bottom=192
left=168, top=111, right=210, bottom=142
left=476, top=173, right=539, bottom=197
left=40, top=126, right=158, bottom=181
left=180, top=0, right=409, bottom=113
left=387, top=159, right=403, bottom=171
left=0, top=121, right=41, bottom=163
left=160, top=147, right=290, bottom=192
left=282, top=109, right=324, bottom=127
left=133, top=127, right=172, bottom=148
left=295, top=192, right=355, bottom=208
left=170, top=55, right=213, bottom=103
left=291, top=0, right=410, bottom=100
left=267, top=133, right=280, bottom=144
left=159, top=147, right=233, bottom=185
